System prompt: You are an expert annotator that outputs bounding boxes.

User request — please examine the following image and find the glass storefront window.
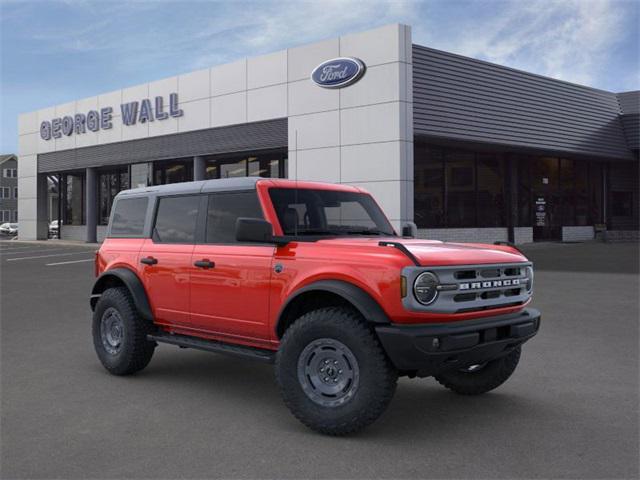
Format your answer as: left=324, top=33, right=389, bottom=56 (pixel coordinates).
left=516, top=157, right=532, bottom=227
left=414, top=145, right=444, bottom=228
left=205, top=150, right=287, bottom=180
left=98, top=167, right=130, bottom=225
left=414, top=142, right=608, bottom=234
left=62, top=173, right=85, bottom=226
left=560, top=158, right=576, bottom=225
left=608, top=162, right=639, bottom=230
left=220, top=158, right=247, bottom=178
left=445, top=151, right=476, bottom=227
left=589, top=162, right=604, bottom=225
left=153, top=159, right=193, bottom=185
left=414, top=144, right=506, bottom=229
left=477, top=154, right=505, bottom=227
left=574, top=160, right=589, bottom=226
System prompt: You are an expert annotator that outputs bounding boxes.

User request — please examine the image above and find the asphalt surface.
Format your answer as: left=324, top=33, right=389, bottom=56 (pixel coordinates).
left=1, top=240, right=638, bottom=479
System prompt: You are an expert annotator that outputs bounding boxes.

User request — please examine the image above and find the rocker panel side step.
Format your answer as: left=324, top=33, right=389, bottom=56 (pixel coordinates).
left=148, top=332, right=276, bottom=363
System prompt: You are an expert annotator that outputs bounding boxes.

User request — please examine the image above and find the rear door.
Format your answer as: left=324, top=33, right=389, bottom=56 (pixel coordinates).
left=189, top=190, right=274, bottom=345
left=138, top=194, right=201, bottom=327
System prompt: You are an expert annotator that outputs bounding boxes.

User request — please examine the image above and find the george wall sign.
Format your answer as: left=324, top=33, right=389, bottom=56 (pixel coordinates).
left=40, top=93, right=184, bottom=140
left=311, top=57, right=366, bottom=89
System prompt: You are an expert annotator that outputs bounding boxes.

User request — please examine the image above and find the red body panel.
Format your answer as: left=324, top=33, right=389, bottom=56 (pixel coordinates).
left=96, top=179, right=530, bottom=351
left=188, top=244, right=274, bottom=348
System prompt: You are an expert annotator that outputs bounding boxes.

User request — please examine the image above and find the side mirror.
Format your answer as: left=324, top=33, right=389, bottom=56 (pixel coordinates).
left=402, top=221, right=418, bottom=238
left=236, top=218, right=286, bottom=244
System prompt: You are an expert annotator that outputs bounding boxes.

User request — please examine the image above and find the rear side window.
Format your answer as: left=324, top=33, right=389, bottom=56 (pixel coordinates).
left=110, top=197, right=148, bottom=236
left=206, top=192, right=263, bottom=243
left=153, top=195, right=200, bottom=244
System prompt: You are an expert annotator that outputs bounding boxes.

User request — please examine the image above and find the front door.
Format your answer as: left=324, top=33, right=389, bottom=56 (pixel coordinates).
left=189, top=191, right=274, bottom=345
left=532, top=157, right=561, bottom=241
left=138, top=194, right=201, bottom=327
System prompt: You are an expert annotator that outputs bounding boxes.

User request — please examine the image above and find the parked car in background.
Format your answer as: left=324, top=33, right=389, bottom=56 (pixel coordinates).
left=0, top=223, right=18, bottom=236
left=49, top=220, right=60, bottom=238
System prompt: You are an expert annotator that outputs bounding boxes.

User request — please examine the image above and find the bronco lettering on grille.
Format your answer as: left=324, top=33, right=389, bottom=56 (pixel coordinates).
left=459, top=279, right=521, bottom=290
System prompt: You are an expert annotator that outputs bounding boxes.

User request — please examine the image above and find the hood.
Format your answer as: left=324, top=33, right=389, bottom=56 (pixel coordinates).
left=316, top=237, right=528, bottom=266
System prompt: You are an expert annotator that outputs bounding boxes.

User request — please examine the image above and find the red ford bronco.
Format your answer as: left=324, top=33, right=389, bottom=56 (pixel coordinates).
left=91, top=178, right=540, bottom=435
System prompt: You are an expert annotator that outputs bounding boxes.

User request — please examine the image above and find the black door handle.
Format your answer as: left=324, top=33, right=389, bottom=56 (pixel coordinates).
left=194, top=259, right=215, bottom=269
left=140, top=256, right=158, bottom=266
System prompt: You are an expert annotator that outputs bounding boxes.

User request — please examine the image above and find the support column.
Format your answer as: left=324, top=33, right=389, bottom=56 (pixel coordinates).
left=85, top=167, right=97, bottom=243
left=36, top=173, right=49, bottom=240
left=193, top=156, right=206, bottom=181
left=506, top=157, right=518, bottom=243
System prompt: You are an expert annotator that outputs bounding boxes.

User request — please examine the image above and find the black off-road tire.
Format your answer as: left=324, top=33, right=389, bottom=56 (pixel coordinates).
left=434, top=347, right=521, bottom=395
left=275, top=307, right=398, bottom=436
left=92, top=287, right=155, bottom=376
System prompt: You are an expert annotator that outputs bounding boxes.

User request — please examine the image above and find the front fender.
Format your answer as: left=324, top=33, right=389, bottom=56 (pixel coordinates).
left=90, top=268, right=153, bottom=321
left=276, top=279, right=391, bottom=338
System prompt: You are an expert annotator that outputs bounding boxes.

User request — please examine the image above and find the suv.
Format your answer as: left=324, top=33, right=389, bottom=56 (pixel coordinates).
left=91, top=178, right=540, bottom=435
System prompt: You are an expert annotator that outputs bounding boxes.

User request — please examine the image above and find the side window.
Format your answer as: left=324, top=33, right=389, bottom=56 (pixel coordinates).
left=110, top=197, right=148, bottom=236
left=154, top=195, right=200, bottom=244
left=206, top=191, right=263, bottom=243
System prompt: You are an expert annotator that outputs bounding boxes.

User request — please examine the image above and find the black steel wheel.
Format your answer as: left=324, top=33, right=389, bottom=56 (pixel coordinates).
left=276, top=307, right=398, bottom=436
left=92, top=287, right=155, bottom=376
left=297, top=338, right=360, bottom=408
left=100, top=307, right=125, bottom=355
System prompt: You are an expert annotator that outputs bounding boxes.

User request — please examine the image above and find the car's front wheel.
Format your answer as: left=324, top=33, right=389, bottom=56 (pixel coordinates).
left=92, top=287, right=155, bottom=376
left=275, top=307, right=398, bottom=436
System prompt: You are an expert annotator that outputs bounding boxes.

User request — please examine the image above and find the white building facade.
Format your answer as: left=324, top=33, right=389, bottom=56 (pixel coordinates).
left=17, top=24, right=639, bottom=243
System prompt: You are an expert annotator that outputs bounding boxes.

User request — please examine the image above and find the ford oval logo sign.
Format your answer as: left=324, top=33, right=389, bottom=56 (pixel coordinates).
left=311, top=57, right=366, bottom=89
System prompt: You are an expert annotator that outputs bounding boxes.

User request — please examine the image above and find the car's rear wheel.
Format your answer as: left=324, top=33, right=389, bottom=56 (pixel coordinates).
left=434, top=347, right=521, bottom=395
left=92, top=287, right=155, bottom=375
left=275, top=307, right=398, bottom=436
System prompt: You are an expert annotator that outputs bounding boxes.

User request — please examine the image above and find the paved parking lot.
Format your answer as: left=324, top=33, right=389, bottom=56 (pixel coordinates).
left=1, top=240, right=638, bottom=479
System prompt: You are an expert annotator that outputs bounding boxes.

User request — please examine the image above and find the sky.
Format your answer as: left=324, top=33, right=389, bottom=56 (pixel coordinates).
left=1, top=0, right=638, bottom=153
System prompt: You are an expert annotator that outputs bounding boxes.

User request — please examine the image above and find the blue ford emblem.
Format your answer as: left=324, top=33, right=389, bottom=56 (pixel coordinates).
left=311, top=57, right=366, bottom=89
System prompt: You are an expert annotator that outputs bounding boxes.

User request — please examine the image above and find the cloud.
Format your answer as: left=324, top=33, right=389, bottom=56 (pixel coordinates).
left=187, top=0, right=418, bottom=69
left=414, top=0, right=637, bottom=89
left=1, top=0, right=638, bottom=153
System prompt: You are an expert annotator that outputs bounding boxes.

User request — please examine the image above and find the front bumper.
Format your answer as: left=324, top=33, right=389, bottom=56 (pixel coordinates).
left=375, top=308, right=541, bottom=377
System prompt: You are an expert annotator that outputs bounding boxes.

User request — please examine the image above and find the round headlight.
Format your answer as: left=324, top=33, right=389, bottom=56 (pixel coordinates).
left=414, top=271, right=439, bottom=305
left=525, top=266, right=534, bottom=293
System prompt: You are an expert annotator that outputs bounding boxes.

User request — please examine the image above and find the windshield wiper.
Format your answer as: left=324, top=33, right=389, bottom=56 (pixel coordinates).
left=291, top=229, right=345, bottom=236
left=343, top=228, right=390, bottom=236
left=289, top=228, right=393, bottom=236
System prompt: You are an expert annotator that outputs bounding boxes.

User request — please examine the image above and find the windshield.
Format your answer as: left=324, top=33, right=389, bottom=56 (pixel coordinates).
left=269, top=188, right=395, bottom=237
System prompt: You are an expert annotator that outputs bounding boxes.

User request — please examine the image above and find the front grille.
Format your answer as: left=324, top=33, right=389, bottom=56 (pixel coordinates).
left=402, top=262, right=532, bottom=314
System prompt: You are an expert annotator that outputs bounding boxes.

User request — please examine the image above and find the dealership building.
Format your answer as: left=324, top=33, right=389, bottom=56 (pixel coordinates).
left=17, top=24, right=639, bottom=243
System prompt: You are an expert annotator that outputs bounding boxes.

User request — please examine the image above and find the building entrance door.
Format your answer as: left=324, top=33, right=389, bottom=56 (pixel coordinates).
left=532, top=157, right=561, bottom=241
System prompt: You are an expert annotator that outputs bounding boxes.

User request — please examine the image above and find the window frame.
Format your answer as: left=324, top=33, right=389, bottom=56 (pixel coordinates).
left=204, top=149, right=287, bottom=180
left=108, top=196, right=150, bottom=238
left=98, top=167, right=130, bottom=226
left=61, top=172, right=86, bottom=226
left=414, top=144, right=507, bottom=229
left=202, top=189, right=267, bottom=245
left=150, top=193, right=204, bottom=245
